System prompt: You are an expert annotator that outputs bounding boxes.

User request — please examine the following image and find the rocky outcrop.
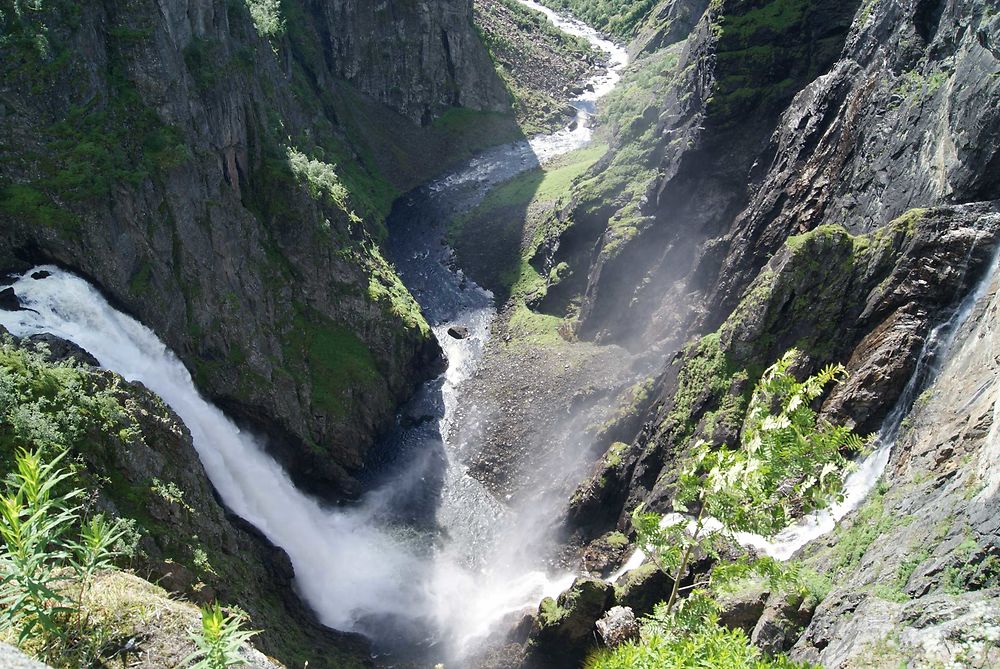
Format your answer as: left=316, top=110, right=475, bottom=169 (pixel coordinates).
left=474, top=0, right=603, bottom=133
left=569, top=204, right=1000, bottom=532
left=0, top=0, right=508, bottom=496
left=523, top=577, right=615, bottom=669
left=314, top=0, right=509, bottom=125
left=789, top=237, right=1000, bottom=665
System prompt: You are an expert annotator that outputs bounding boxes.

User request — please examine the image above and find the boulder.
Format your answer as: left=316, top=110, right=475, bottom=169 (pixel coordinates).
left=0, top=287, right=20, bottom=311
left=27, top=333, right=100, bottom=367
left=447, top=325, right=471, bottom=339
left=595, top=606, right=639, bottom=648
left=614, top=562, right=674, bottom=616
left=524, top=577, right=614, bottom=668
left=717, top=583, right=770, bottom=634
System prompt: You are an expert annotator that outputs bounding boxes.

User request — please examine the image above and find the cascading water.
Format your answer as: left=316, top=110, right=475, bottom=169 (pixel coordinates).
left=0, top=3, right=628, bottom=664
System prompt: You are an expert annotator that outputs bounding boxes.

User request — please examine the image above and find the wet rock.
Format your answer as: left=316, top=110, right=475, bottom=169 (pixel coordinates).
left=26, top=333, right=101, bottom=367
left=581, top=531, right=631, bottom=576
left=30, top=270, right=50, bottom=280
left=447, top=325, right=471, bottom=339
left=524, top=577, right=614, bottom=668
left=614, top=562, right=674, bottom=616
left=595, top=606, right=639, bottom=648
left=0, top=287, right=20, bottom=311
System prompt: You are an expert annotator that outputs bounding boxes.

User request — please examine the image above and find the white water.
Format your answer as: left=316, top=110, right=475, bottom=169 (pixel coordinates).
left=0, top=3, right=630, bottom=662
left=609, top=234, right=1000, bottom=577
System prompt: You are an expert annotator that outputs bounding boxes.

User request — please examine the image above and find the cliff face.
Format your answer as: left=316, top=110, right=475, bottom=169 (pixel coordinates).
left=0, top=0, right=509, bottom=496
left=542, top=0, right=999, bottom=351
left=536, top=0, right=1000, bottom=515
left=538, top=0, right=1000, bottom=664
left=310, top=0, right=510, bottom=124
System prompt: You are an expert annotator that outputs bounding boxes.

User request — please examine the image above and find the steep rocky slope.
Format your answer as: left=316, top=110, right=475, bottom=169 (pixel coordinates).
left=0, top=0, right=514, bottom=497
left=475, top=0, right=605, bottom=134
left=505, top=0, right=1000, bottom=527
left=0, top=331, right=370, bottom=667
left=444, top=0, right=1000, bottom=665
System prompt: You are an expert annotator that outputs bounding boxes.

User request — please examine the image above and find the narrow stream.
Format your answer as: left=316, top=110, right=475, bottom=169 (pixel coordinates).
left=0, top=3, right=628, bottom=665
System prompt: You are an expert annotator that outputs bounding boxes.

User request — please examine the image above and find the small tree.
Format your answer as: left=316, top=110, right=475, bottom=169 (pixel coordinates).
left=633, top=350, right=869, bottom=616
left=186, top=603, right=259, bottom=669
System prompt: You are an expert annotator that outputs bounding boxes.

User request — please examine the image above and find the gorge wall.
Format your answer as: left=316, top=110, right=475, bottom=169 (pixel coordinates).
left=0, top=0, right=511, bottom=497
left=476, top=0, right=1000, bottom=665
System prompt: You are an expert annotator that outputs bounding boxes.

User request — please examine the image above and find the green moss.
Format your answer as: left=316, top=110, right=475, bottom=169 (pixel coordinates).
left=606, top=531, right=629, bottom=549
left=657, top=332, right=753, bottom=450
left=282, top=307, right=385, bottom=420
left=604, top=442, right=629, bottom=468
left=538, top=596, right=568, bottom=626
left=828, top=482, right=894, bottom=574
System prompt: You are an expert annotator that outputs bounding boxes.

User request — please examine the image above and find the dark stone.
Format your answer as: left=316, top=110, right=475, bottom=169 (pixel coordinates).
left=524, top=577, right=614, bottom=669
left=614, top=562, right=675, bottom=616
left=30, top=270, right=51, bottom=280
left=447, top=325, right=471, bottom=339
left=27, top=333, right=101, bottom=367
left=718, top=586, right=770, bottom=634
left=0, top=287, right=20, bottom=311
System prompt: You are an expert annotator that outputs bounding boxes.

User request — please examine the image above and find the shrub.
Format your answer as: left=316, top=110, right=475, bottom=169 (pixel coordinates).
left=186, top=603, right=259, bottom=669
left=0, top=449, right=127, bottom=665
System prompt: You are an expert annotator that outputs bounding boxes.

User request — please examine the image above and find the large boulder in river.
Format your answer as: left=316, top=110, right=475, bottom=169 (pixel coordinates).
left=0, top=287, right=21, bottom=311
left=523, top=577, right=614, bottom=668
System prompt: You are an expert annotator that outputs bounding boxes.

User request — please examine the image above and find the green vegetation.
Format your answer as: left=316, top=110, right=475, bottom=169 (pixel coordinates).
left=586, top=620, right=814, bottom=669
left=536, top=0, right=659, bottom=39
left=285, top=146, right=358, bottom=222
left=0, top=450, right=129, bottom=666
left=0, top=6, right=190, bottom=230
left=891, top=68, right=950, bottom=106
left=573, top=46, right=681, bottom=259
left=475, top=0, right=599, bottom=133
left=450, top=143, right=606, bottom=310
left=828, top=482, right=897, bottom=574
left=637, top=351, right=867, bottom=614
left=281, top=306, right=387, bottom=422
left=243, top=0, right=284, bottom=38
left=600, top=352, right=866, bottom=669
left=186, top=603, right=259, bottom=669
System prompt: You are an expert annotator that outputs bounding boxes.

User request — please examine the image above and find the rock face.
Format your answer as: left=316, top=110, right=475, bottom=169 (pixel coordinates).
left=0, top=0, right=508, bottom=496
left=523, top=577, right=615, bottom=668
left=788, top=251, right=1000, bottom=666
left=527, top=0, right=1000, bottom=664
left=549, top=0, right=1000, bottom=351
left=571, top=205, right=1000, bottom=531
left=316, top=0, right=509, bottom=125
